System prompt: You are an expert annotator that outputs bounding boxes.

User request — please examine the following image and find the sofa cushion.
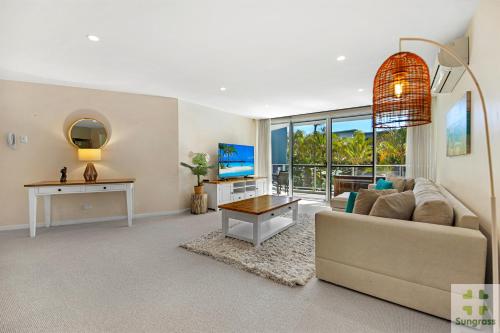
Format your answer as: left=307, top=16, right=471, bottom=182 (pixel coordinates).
left=369, top=191, right=416, bottom=220
left=345, top=192, right=358, bottom=213
left=353, top=188, right=398, bottom=215
left=404, top=178, right=415, bottom=191
left=437, top=184, right=479, bottom=230
left=330, top=191, right=350, bottom=211
left=412, top=178, right=454, bottom=226
left=387, top=176, right=406, bottom=192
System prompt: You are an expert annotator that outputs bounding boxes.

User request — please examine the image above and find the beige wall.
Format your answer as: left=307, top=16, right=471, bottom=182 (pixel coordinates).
left=0, top=80, right=181, bottom=227
left=0, top=80, right=256, bottom=228
left=178, top=100, right=256, bottom=208
left=433, top=0, right=500, bottom=280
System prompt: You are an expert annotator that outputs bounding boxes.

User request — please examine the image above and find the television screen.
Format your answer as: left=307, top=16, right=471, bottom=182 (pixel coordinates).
left=218, top=143, right=255, bottom=179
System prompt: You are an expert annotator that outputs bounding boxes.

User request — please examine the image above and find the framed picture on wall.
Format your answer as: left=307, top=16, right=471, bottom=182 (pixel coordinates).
left=446, top=91, right=471, bottom=157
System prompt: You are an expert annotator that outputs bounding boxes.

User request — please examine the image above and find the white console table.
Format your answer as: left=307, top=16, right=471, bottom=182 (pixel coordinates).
left=24, top=178, right=135, bottom=238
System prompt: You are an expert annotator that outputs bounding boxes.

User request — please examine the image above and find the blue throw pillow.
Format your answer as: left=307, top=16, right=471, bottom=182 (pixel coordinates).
left=345, top=192, right=358, bottom=213
left=375, top=178, right=393, bottom=190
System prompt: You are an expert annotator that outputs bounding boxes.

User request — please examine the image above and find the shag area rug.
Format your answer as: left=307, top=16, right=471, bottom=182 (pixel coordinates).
left=180, top=213, right=315, bottom=287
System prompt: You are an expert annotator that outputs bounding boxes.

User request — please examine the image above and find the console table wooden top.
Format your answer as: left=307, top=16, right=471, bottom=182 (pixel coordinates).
left=24, top=178, right=136, bottom=187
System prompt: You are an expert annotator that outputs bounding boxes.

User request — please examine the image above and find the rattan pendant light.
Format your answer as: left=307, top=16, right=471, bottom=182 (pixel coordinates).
left=372, top=51, right=431, bottom=128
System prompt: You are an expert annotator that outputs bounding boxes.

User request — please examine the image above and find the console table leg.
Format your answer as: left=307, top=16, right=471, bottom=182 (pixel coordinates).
left=126, top=185, right=134, bottom=227
left=28, top=189, right=37, bottom=238
left=44, top=195, right=51, bottom=228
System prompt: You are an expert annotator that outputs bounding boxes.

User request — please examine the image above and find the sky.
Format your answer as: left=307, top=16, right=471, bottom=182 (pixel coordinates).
left=332, top=119, right=373, bottom=133
left=293, top=118, right=373, bottom=135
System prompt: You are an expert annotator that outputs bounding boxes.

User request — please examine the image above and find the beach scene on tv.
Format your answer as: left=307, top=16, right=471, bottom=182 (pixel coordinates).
left=218, top=143, right=255, bottom=179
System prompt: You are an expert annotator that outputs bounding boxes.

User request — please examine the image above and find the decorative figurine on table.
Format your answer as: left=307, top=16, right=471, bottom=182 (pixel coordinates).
left=60, top=167, right=67, bottom=183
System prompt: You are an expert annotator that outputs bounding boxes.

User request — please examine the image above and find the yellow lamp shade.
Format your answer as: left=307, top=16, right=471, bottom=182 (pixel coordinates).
left=78, top=149, right=101, bottom=161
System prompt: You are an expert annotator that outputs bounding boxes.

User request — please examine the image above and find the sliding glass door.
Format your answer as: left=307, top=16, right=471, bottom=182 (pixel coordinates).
left=270, top=110, right=407, bottom=202
left=330, top=116, right=374, bottom=199
left=271, top=123, right=290, bottom=195
left=375, top=127, right=407, bottom=178
left=292, top=120, right=327, bottom=201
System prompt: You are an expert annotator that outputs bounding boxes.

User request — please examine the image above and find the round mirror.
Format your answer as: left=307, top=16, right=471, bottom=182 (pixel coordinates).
left=68, top=118, right=108, bottom=149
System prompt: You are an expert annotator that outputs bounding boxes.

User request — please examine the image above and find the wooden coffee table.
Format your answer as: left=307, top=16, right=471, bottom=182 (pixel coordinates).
left=218, top=195, right=300, bottom=247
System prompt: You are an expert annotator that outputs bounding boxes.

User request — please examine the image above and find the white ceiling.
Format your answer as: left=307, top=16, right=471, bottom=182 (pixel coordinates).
left=0, top=0, right=478, bottom=119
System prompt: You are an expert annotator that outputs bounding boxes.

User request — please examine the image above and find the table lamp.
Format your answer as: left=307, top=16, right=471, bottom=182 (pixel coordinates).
left=78, top=148, right=101, bottom=182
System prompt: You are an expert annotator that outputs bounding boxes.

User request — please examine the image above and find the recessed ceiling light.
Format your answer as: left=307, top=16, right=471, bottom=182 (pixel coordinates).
left=220, top=87, right=226, bottom=91
left=87, top=35, right=100, bottom=42
left=336, top=55, right=346, bottom=62
left=357, top=88, right=364, bottom=92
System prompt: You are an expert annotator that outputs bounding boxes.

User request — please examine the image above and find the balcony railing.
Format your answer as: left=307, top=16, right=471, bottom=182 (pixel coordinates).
left=272, top=163, right=406, bottom=196
left=374, top=164, right=406, bottom=178
left=332, top=164, right=406, bottom=178
left=293, top=164, right=327, bottom=194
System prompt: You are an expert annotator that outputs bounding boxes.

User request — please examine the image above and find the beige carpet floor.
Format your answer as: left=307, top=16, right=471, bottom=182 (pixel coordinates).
left=0, top=200, right=449, bottom=333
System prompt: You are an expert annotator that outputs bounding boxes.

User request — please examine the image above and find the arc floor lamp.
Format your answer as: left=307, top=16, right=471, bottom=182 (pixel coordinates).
left=373, top=37, right=498, bottom=325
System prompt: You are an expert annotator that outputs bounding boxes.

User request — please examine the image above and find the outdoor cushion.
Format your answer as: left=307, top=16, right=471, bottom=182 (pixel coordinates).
left=375, top=179, right=393, bottom=190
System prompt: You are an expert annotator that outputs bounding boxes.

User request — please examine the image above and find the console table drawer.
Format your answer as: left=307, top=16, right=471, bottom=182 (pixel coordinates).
left=37, top=186, right=84, bottom=195
left=85, top=184, right=127, bottom=192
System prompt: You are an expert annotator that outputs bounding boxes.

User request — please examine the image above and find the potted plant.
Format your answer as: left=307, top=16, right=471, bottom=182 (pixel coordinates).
left=180, top=153, right=215, bottom=194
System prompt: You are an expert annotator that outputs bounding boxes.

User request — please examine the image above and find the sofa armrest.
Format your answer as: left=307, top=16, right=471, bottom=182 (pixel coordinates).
left=315, top=211, right=487, bottom=291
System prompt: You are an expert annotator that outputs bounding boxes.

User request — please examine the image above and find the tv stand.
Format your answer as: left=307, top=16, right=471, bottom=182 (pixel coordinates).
left=205, top=177, right=268, bottom=210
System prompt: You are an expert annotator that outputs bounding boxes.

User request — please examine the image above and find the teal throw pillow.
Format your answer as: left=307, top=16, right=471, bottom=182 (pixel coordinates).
left=375, top=179, right=393, bottom=190
left=345, top=192, right=358, bottom=213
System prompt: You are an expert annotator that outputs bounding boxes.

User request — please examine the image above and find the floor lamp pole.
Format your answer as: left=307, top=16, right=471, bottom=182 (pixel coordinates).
left=400, top=37, right=498, bottom=328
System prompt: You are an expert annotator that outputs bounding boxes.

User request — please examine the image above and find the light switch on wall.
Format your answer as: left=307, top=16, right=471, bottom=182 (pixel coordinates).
left=19, top=135, right=28, bottom=144
left=6, top=133, right=16, bottom=149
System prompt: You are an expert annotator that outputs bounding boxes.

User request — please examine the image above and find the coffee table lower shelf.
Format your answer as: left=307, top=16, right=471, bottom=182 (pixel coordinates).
left=220, top=200, right=298, bottom=247
left=225, top=216, right=294, bottom=246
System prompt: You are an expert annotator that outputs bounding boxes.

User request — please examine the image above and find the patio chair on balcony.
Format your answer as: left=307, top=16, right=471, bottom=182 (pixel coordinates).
left=275, top=171, right=289, bottom=195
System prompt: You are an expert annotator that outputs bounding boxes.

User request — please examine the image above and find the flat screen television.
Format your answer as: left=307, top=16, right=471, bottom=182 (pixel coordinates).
left=218, top=143, right=255, bottom=179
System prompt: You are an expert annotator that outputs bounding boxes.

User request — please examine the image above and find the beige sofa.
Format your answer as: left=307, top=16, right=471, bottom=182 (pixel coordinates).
left=315, top=180, right=487, bottom=319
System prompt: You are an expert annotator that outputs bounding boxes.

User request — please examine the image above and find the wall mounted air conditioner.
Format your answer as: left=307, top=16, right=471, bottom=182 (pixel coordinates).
left=430, top=36, right=469, bottom=94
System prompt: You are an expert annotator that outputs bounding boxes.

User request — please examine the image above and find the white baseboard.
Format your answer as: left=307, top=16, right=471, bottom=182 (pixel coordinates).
left=134, top=209, right=189, bottom=219
left=0, top=208, right=190, bottom=232
left=0, top=224, right=29, bottom=231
